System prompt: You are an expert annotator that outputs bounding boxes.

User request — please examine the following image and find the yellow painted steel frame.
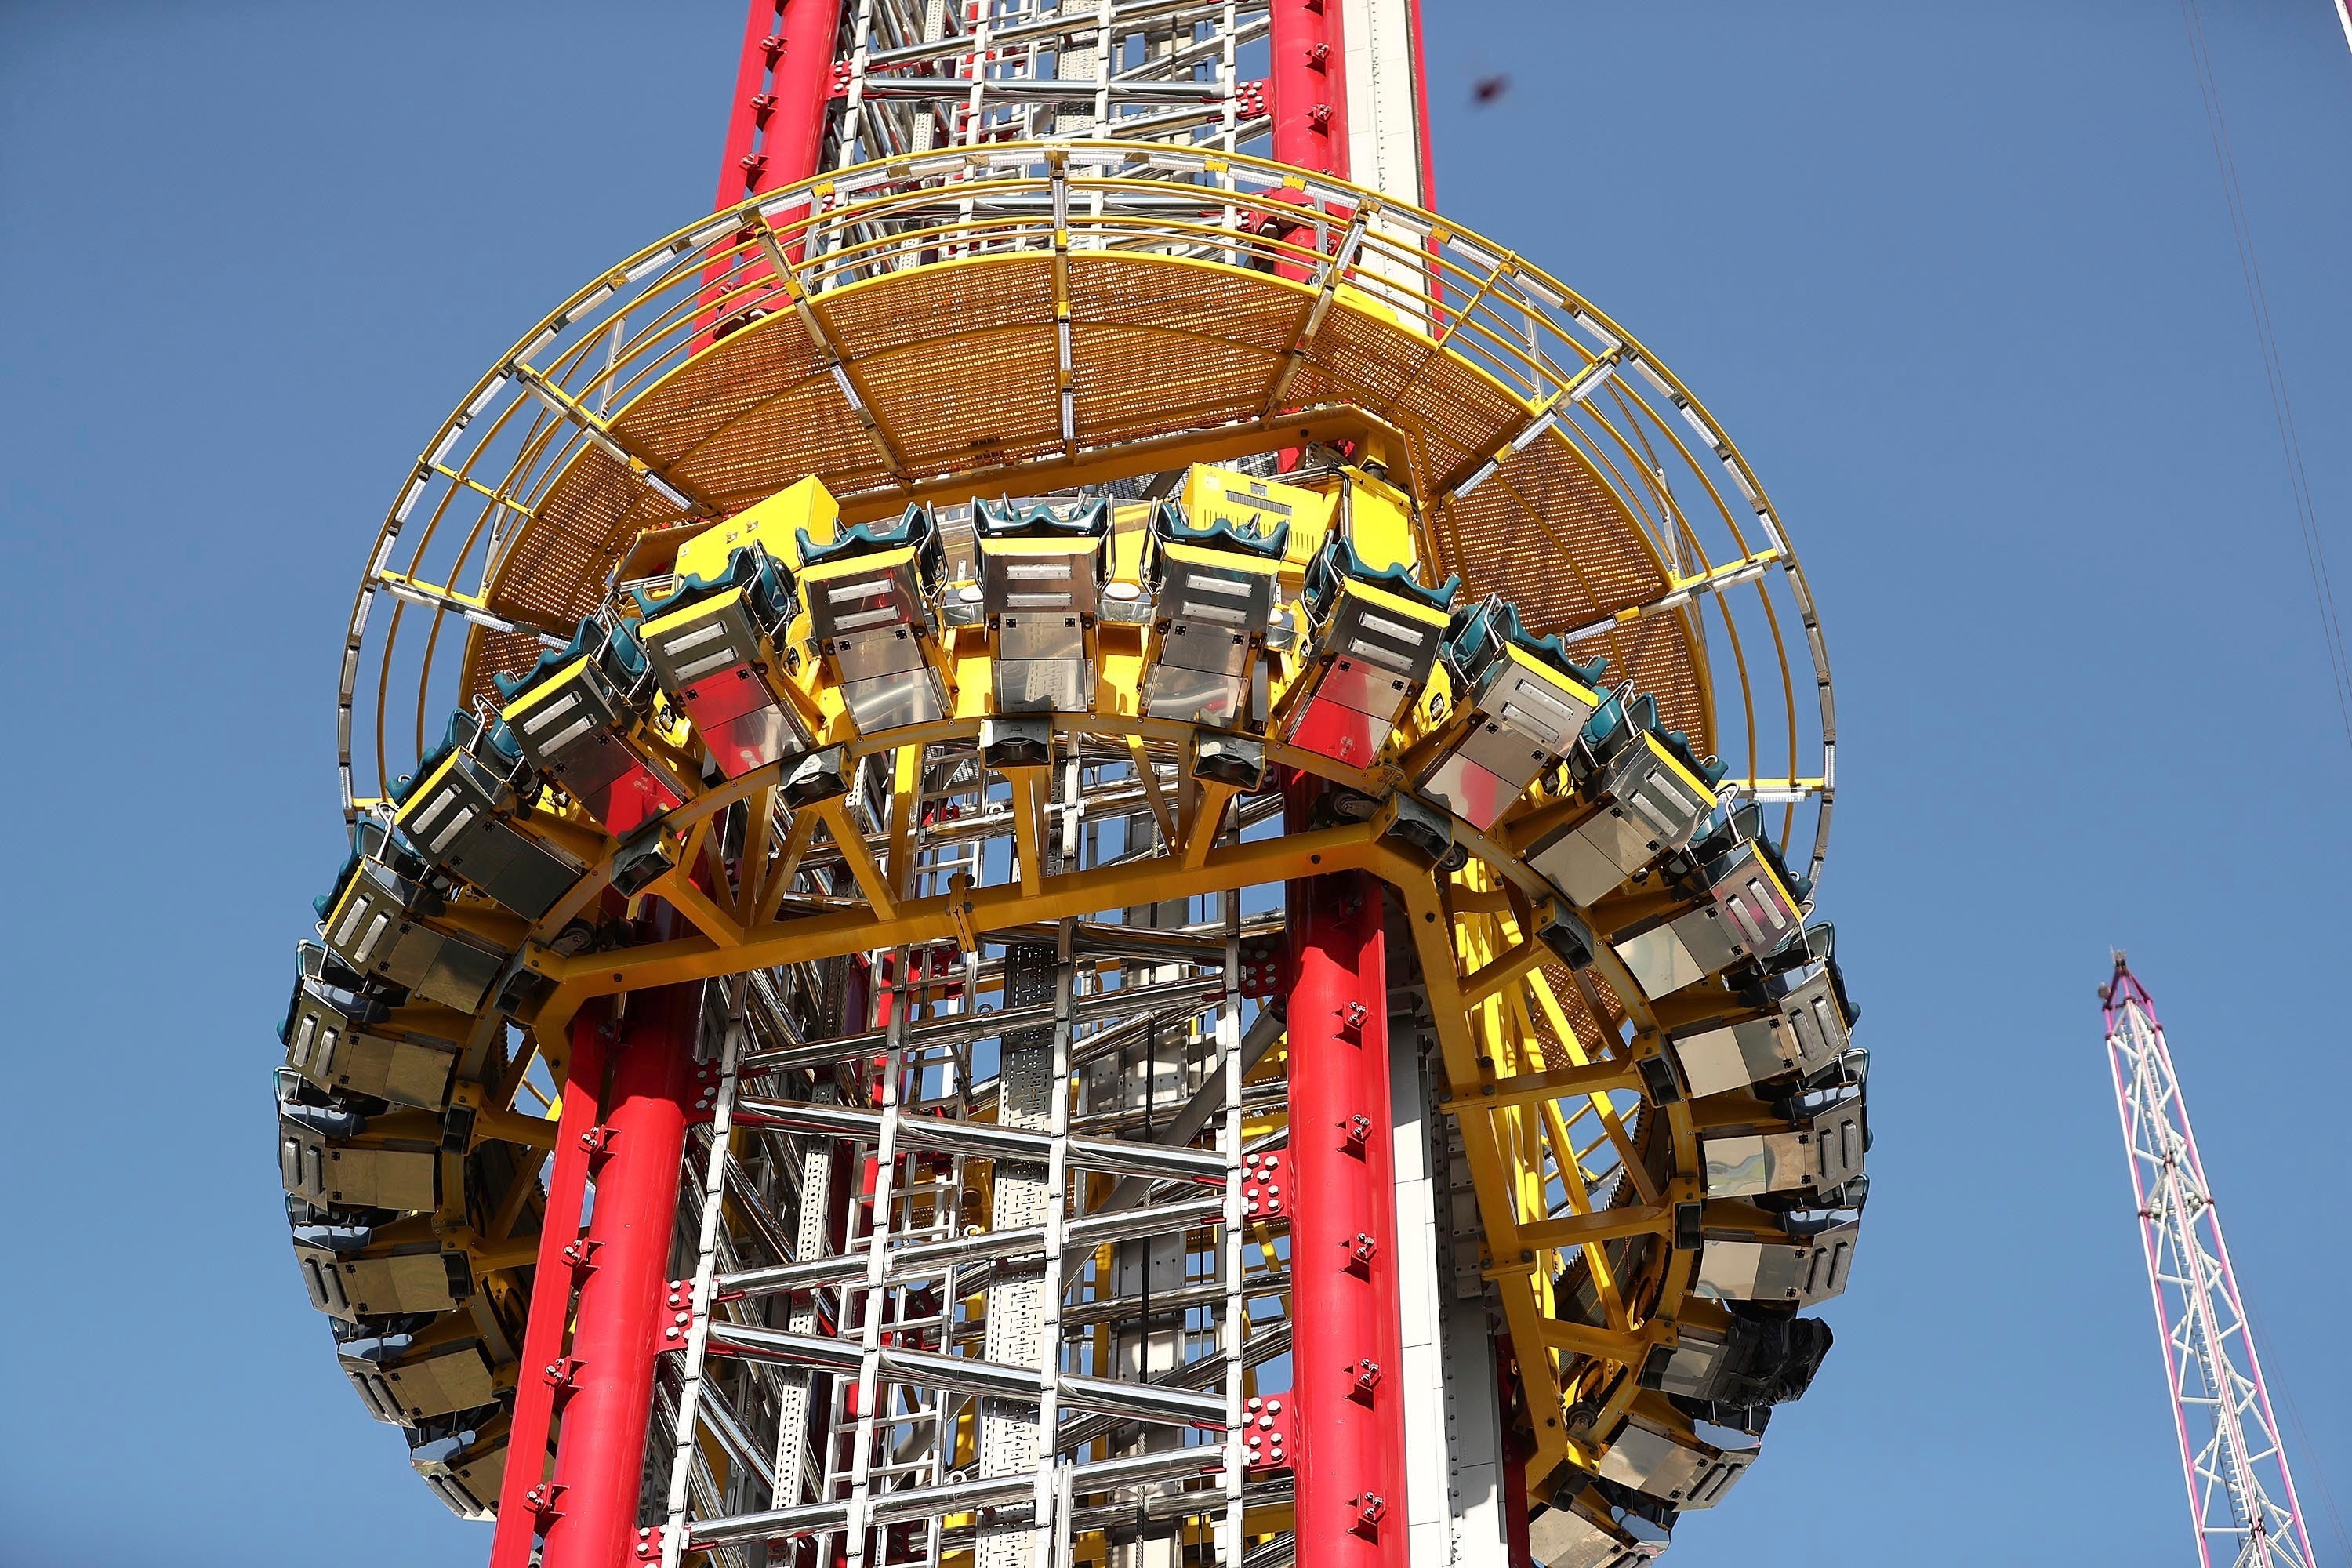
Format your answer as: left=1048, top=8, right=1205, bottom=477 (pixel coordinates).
left=309, top=137, right=1852, bottom=1535
left=390, top=532, right=1822, bottom=1507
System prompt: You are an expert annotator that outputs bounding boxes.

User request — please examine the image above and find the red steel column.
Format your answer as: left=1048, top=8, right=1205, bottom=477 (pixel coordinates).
left=1285, top=855, right=1409, bottom=1568
left=714, top=0, right=848, bottom=209
left=488, top=1010, right=608, bottom=1568
left=1269, top=0, right=1350, bottom=176
left=537, top=982, right=706, bottom=1568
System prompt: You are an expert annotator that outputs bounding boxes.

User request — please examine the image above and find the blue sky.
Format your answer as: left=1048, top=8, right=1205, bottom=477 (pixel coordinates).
left=4, top=2, right=2349, bottom=1563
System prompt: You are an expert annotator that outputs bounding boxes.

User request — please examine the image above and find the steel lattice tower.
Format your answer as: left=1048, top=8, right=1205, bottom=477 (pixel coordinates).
left=2101, top=956, right=2315, bottom=1568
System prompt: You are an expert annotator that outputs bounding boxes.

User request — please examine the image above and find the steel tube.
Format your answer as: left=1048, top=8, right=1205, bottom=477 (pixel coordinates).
left=1269, top=0, right=1350, bottom=176
left=705, top=1322, right=1228, bottom=1426
left=487, top=1009, right=607, bottom=1568
left=538, top=982, right=705, bottom=1568
left=732, top=1098, right=1227, bottom=1182
left=717, top=1194, right=1225, bottom=1298
left=713, top=0, right=846, bottom=206
left=688, top=1445, right=1221, bottom=1549
left=1285, top=862, right=1408, bottom=1568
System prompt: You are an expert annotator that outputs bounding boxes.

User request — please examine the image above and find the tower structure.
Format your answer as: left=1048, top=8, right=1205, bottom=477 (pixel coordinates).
left=272, top=9, right=1867, bottom=1568
left=2100, top=956, right=2314, bottom=1568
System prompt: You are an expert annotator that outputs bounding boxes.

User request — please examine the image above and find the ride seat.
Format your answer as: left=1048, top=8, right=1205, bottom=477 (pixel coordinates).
left=1692, top=1220, right=1857, bottom=1307
left=975, top=497, right=1109, bottom=714
left=635, top=544, right=810, bottom=779
left=318, top=848, right=511, bottom=1013
left=1413, top=596, right=1599, bottom=829
left=1526, top=1502, right=1660, bottom=1568
left=411, top=1418, right=511, bottom=1520
left=394, top=717, right=586, bottom=919
left=340, top=1331, right=499, bottom=1426
left=1610, top=837, right=1805, bottom=1000
left=281, top=942, right=461, bottom=1110
left=1142, top=499, right=1287, bottom=728
left=497, top=619, right=684, bottom=834
left=293, top=1235, right=470, bottom=1321
left=1526, top=728, right=1719, bottom=906
left=798, top=506, right=949, bottom=732
left=1283, top=535, right=1456, bottom=768
left=1700, top=1095, right=1866, bottom=1202
left=1595, top=1410, right=1756, bottom=1511
left=279, top=1111, right=440, bottom=1213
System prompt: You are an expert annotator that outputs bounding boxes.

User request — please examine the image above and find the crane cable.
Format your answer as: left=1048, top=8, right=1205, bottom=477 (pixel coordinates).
left=2178, top=0, right=2352, bottom=754
left=2245, top=1296, right=2352, bottom=1567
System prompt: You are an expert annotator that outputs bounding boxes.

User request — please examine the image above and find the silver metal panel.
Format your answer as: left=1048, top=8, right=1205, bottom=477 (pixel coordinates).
left=1700, top=1105, right=1867, bottom=1200
left=1777, top=968, right=1850, bottom=1074
left=829, top=623, right=929, bottom=682
left=1388, top=1020, right=1455, bottom=1568
left=1813, top=1101, right=1866, bottom=1192
left=412, top=1430, right=506, bottom=1520
left=1315, top=652, right=1419, bottom=720
left=996, top=657, right=1093, bottom=713
left=1613, top=911, right=1729, bottom=999
left=1528, top=806, right=1650, bottom=906
left=1708, top=843, right=1802, bottom=956
left=1142, top=663, right=1246, bottom=727
left=1286, top=689, right=1396, bottom=768
left=808, top=561, right=927, bottom=641
left=1474, top=662, right=1592, bottom=752
left=644, top=597, right=767, bottom=691
left=1160, top=557, right=1274, bottom=630
left=697, top=701, right=805, bottom=778
left=285, top=1005, right=457, bottom=1110
left=508, top=662, right=626, bottom=773
left=293, top=1243, right=462, bottom=1320
left=1595, top=1416, right=1753, bottom=1509
left=1450, top=716, right=1555, bottom=788
left=412, top=927, right=508, bottom=1013
left=1319, top=582, right=1443, bottom=682
left=1158, top=620, right=1257, bottom=677
left=338, top=1340, right=495, bottom=1425
left=1415, top=752, right=1517, bottom=833
left=1667, top=1015, right=1796, bottom=1099
left=983, top=540, right=1102, bottom=619
left=1526, top=1507, right=1654, bottom=1568
left=1613, top=743, right=1711, bottom=851
left=1644, top=1323, right=1730, bottom=1403
left=1001, top=612, right=1088, bottom=664
left=1703, top=1131, right=1795, bottom=1199
left=1694, top=1222, right=1858, bottom=1306
left=278, top=1120, right=438, bottom=1211
left=841, top=667, right=947, bottom=732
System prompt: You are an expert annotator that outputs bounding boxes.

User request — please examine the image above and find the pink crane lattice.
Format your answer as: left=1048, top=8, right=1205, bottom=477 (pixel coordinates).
left=2102, top=956, right=2315, bottom=1568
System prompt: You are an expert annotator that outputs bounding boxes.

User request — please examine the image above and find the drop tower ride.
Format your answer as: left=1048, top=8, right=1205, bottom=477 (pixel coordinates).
left=274, top=8, right=1870, bottom=1568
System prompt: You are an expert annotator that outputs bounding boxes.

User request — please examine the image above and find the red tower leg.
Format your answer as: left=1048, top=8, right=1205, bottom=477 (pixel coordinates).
left=1286, top=865, right=1410, bottom=1568
left=714, top=0, right=848, bottom=210
left=537, top=982, right=706, bottom=1568
left=1269, top=0, right=1351, bottom=176
left=488, top=1010, right=608, bottom=1568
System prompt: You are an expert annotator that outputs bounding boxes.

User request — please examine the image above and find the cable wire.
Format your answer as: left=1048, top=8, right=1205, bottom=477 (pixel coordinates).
left=2179, top=0, right=2352, bottom=753
left=2245, top=1298, right=2352, bottom=1568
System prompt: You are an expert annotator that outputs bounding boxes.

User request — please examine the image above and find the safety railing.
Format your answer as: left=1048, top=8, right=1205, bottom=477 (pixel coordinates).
left=340, top=140, right=1835, bottom=883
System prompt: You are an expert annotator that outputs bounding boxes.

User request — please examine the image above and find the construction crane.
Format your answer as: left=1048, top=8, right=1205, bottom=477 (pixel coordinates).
left=2101, top=957, right=2315, bottom=1568
left=270, top=7, right=1867, bottom=1568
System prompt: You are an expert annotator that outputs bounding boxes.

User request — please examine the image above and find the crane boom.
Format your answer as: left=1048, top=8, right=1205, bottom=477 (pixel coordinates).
left=2101, top=956, right=2315, bottom=1568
